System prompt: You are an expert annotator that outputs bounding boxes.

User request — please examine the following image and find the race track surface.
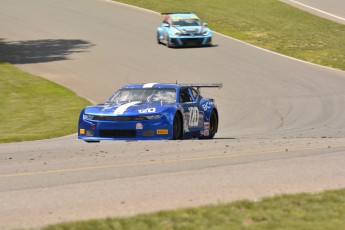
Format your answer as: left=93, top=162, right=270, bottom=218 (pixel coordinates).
left=1, top=0, right=345, bottom=229
left=281, top=0, right=345, bottom=24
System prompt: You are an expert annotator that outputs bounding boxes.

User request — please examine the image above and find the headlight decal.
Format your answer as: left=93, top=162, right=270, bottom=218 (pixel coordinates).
left=83, top=114, right=95, bottom=120
left=145, top=115, right=162, bottom=120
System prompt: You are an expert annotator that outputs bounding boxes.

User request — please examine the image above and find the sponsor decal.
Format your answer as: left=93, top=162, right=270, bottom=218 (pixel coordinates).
left=202, top=102, right=213, bottom=111
left=138, top=108, right=156, bottom=113
left=157, top=129, right=169, bottom=135
left=136, top=123, right=143, bottom=129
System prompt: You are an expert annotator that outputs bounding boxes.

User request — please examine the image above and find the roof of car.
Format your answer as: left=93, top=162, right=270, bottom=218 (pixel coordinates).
left=121, top=83, right=222, bottom=89
left=162, top=12, right=199, bottom=19
left=121, top=83, right=180, bottom=89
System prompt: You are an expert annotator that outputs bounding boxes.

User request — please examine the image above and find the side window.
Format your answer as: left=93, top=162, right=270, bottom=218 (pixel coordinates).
left=179, top=88, right=192, bottom=103
left=190, top=88, right=199, bottom=101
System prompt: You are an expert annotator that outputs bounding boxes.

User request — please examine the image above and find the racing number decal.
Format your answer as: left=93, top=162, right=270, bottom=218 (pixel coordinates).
left=188, top=107, right=199, bottom=127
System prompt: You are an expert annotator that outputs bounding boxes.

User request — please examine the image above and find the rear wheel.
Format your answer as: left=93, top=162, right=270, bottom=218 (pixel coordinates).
left=172, top=113, right=182, bottom=140
left=199, top=110, right=218, bottom=140
left=208, top=110, right=218, bottom=139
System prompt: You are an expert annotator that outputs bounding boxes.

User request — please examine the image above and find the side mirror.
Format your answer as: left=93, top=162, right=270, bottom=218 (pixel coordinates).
left=203, top=23, right=208, bottom=26
left=163, top=23, right=170, bottom=27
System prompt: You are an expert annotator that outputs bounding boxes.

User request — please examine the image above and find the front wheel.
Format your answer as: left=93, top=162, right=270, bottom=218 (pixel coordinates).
left=84, top=140, right=100, bottom=143
left=166, top=36, right=171, bottom=48
left=157, top=33, right=162, bottom=44
left=172, top=113, right=182, bottom=140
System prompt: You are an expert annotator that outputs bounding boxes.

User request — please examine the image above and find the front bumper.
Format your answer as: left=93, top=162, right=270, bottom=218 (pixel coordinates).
left=169, top=35, right=212, bottom=47
left=78, top=116, right=173, bottom=141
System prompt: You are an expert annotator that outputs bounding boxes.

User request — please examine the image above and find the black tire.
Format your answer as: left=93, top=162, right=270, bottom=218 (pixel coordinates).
left=157, top=33, right=162, bottom=44
left=198, top=110, right=218, bottom=140
left=85, top=140, right=100, bottom=143
left=166, top=36, right=171, bottom=48
left=208, top=110, right=218, bottom=139
left=172, top=112, right=182, bottom=140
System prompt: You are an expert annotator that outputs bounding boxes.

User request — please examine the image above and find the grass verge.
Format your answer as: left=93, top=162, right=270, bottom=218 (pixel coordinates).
left=0, top=62, right=90, bottom=143
left=42, top=189, right=345, bottom=230
left=115, top=0, right=345, bottom=71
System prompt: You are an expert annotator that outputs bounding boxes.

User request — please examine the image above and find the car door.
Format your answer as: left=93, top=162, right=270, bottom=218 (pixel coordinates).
left=179, top=87, right=203, bottom=133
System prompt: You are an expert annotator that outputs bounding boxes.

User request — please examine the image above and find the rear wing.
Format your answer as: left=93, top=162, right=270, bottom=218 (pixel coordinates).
left=161, top=12, right=193, bottom=15
left=182, top=83, right=223, bottom=90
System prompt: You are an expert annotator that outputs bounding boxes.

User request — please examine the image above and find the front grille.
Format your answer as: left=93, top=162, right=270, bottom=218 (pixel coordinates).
left=182, top=33, right=202, bottom=36
left=100, top=130, right=136, bottom=138
left=181, top=38, right=204, bottom=46
left=93, top=116, right=147, bottom=122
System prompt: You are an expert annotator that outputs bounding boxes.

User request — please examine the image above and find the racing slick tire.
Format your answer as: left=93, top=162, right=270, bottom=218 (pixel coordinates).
left=200, top=110, right=218, bottom=139
left=166, top=36, right=172, bottom=48
left=85, top=140, right=100, bottom=143
left=157, top=33, right=162, bottom=44
left=172, top=112, right=183, bottom=140
left=208, top=110, right=218, bottom=139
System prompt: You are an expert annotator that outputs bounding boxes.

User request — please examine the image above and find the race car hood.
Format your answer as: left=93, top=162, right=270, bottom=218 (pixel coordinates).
left=173, top=26, right=206, bottom=35
left=84, top=101, right=174, bottom=116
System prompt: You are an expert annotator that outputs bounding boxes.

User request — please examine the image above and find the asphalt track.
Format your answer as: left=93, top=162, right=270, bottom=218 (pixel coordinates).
left=281, top=0, right=345, bottom=24
left=1, top=0, right=345, bottom=229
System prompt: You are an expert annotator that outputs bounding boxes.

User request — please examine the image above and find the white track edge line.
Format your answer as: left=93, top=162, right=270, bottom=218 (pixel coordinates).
left=284, top=0, right=345, bottom=22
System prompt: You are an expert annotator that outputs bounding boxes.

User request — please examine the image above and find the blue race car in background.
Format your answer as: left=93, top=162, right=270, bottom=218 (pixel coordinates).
left=156, top=12, right=212, bottom=48
left=78, top=83, right=222, bottom=142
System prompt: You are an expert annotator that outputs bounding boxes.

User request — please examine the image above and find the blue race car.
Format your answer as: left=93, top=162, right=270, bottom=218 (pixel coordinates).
left=78, top=83, right=221, bottom=142
left=156, top=12, right=212, bottom=48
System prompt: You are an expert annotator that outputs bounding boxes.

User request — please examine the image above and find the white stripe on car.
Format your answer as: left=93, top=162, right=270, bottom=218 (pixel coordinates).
left=143, top=83, right=157, bottom=88
left=114, top=101, right=140, bottom=115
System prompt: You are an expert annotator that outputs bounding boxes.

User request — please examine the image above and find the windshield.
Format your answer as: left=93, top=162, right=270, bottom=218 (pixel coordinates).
left=107, top=88, right=176, bottom=103
left=172, top=18, right=201, bottom=27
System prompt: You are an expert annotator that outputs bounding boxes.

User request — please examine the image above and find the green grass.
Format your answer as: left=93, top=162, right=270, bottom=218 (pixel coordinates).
left=115, top=0, right=345, bottom=70
left=42, top=189, right=345, bottom=230
left=0, top=62, right=90, bottom=143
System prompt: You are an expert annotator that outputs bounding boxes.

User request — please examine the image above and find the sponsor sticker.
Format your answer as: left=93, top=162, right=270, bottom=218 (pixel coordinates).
left=202, top=102, right=213, bottom=111
left=138, top=108, right=156, bottom=113
left=157, top=129, right=169, bottom=135
left=136, top=123, right=143, bottom=129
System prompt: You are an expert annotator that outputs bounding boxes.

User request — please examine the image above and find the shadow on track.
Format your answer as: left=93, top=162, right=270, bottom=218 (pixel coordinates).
left=0, top=38, right=94, bottom=64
